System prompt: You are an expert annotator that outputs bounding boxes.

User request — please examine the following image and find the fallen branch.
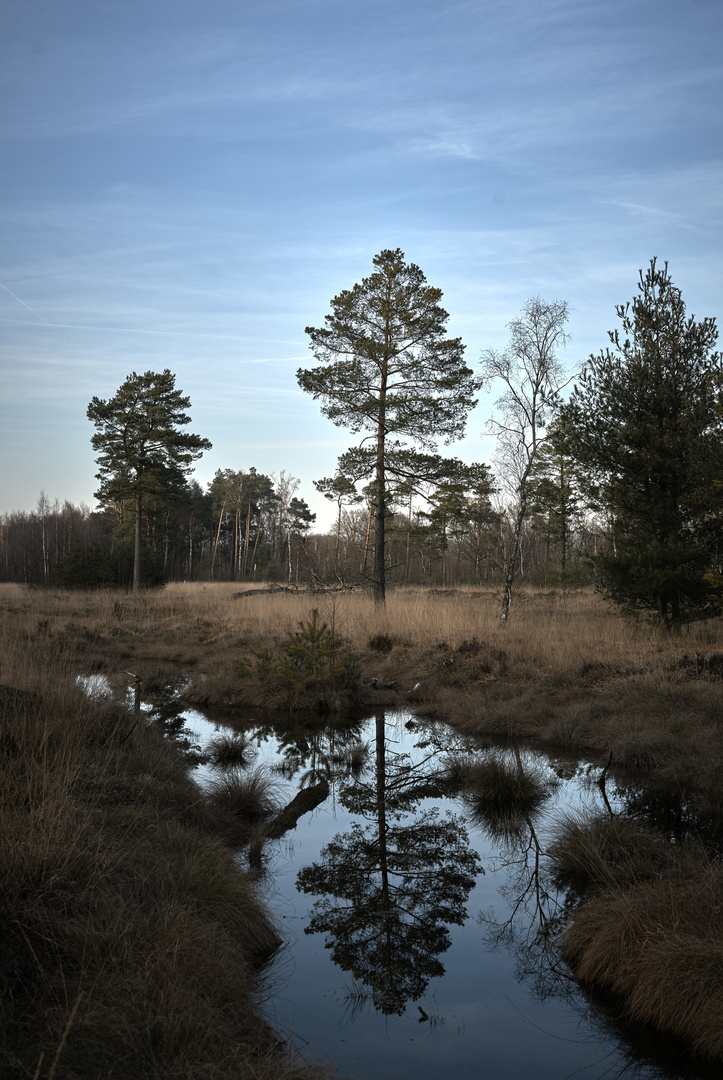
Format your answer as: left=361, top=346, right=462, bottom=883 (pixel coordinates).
left=231, top=583, right=363, bottom=599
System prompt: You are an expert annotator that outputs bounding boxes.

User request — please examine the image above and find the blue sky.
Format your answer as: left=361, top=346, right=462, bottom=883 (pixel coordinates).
left=1, top=0, right=721, bottom=529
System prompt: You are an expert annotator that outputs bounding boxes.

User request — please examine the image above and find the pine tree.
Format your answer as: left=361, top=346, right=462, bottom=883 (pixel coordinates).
left=87, top=370, right=211, bottom=592
left=560, top=259, right=723, bottom=626
left=298, top=249, right=477, bottom=606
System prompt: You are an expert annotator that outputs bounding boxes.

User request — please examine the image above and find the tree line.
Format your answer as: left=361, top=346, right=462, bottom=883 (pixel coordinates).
left=1, top=250, right=720, bottom=627
left=297, top=249, right=723, bottom=626
left=0, top=472, right=316, bottom=590
left=0, top=469, right=598, bottom=592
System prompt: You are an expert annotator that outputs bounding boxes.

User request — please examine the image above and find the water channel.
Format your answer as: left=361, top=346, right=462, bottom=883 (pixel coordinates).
left=83, top=675, right=719, bottom=1080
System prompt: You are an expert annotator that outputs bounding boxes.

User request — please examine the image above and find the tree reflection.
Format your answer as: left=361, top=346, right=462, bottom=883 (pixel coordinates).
left=296, top=713, right=481, bottom=1015
left=143, top=676, right=210, bottom=766
left=463, top=750, right=572, bottom=1001
left=249, top=714, right=367, bottom=788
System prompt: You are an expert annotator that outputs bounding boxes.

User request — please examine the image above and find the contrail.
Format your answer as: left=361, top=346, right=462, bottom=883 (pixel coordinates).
left=0, top=281, right=49, bottom=323
left=0, top=315, right=304, bottom=347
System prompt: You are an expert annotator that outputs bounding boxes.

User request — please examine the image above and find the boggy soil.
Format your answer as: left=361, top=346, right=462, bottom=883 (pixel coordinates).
left=3, top=581, right=723, bottom=1072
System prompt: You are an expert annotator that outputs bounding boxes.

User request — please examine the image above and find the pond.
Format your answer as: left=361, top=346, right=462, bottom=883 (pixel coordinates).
left=81, top=674, right=718, bottom=1080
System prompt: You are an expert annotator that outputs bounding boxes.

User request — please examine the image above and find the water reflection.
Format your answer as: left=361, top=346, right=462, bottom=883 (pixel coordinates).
left=77, top=671, right=209, bottom=765
left=76, top=674, right=722, bottom=1079
left=248, top=714, right=367, bottom=788
left=142, top=675, right=210, bottom=766
left=297, top=713, right=482, bottom=1014
left=466, top=758, right=575, bottom=1004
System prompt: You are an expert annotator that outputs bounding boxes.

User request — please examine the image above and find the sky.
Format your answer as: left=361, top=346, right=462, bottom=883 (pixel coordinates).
left=1, top=0, right=721, bottom=530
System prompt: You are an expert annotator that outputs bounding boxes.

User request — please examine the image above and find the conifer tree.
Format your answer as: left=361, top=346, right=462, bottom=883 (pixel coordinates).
left=299, top=249, right=477, bottom=606
left=560, top=260, right=723, bottom=626
left=87, top=370, right=211, bottom=592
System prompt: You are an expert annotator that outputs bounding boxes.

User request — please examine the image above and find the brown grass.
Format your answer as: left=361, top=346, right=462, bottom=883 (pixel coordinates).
left=0, top=586, right=334, bottom=1080
left=207, top=731, right=256, bottom=770
left=549, top=812, right=668, bottom=893
left=555, top=830, right=723, bottom=1061
left=448, top=752, right=551, bottom=838
left=205, top=767, right=281, bottom=845
left=4, top=582, right=721, bottom=803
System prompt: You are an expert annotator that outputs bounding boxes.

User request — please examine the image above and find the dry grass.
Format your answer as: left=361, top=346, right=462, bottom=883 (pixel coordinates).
left=207, top=731, right=256, bottom=770
left=4, top=581, right=721, bottom=801
left=205, top=767, right=281, bottom=844
left=0, top=578, right=712, bottom=663
left=0, top=588, right=334, bottom=1080
left=549, top=812, right=668, bottom=893
left=553, top=821, right=723, bottom=1062
left=447, top=752, right=551, bottom=838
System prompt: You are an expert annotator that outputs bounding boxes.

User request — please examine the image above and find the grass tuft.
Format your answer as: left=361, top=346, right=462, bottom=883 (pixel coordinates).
left=549, top=812, right=666, bottom=894
left=449, top=752, right=551, bottom=836
left=205, top=766, right=280, bottom=840
left=207, top=731, right=256, bottom=770
left=561, top=864, right=723, bottom=1061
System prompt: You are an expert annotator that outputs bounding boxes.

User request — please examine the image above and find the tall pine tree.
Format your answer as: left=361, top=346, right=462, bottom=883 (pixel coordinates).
left=299, top=249, right=477, bottom=606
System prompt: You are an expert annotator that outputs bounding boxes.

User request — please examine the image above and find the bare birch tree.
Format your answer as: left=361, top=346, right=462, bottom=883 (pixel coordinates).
left=480, top=298, right=571, bottom=623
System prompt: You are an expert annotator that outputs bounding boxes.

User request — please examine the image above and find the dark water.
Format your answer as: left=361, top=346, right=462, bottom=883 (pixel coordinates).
left=80, top=675, right=718, bottom=1080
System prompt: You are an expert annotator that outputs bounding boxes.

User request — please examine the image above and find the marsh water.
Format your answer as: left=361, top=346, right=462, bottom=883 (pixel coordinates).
left=83, top=675, right=718, bottom=1080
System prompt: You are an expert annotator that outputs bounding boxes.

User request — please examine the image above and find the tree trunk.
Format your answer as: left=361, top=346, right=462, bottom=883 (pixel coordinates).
left=210, top=502, right=225, bottom=582
left=373, top=467, right=386, bottom=606
left=241, top=503, right=251, bottom=578
left=335, top=499, right=342, bottom=573
left=500, top=496, right=527, bottom=624
left=375, top=713, right=389, bottom=904
left=405, top=493, right=412, bottom=585
left=251, top=501, right=264, bottom=576
left=373, top=427, right=386, bottom=607
left=373, top=332, right=389, bottom=608
left=361, top=501, right=372, bottom=577
left=133, top=491, right=142, bottom=592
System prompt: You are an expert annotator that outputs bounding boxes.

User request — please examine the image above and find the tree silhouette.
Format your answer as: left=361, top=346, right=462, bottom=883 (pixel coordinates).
left=560, top=259, right=723, bottom=627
